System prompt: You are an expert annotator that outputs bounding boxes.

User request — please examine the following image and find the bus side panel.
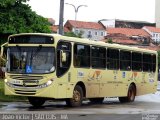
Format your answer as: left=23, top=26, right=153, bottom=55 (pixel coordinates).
left=99, top=70, right=128, bottom=97
left=76, top=68, right=100, bottom=98
left=136, top=72, right=157, bottom=96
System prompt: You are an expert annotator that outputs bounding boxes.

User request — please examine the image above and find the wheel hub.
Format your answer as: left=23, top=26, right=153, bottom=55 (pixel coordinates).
left=73, top=90, right=80, bottom=102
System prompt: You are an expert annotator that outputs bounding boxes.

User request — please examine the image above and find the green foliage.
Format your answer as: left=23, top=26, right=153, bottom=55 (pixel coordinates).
left=107, top=38, right=113, bottom=43
left=64, top=31, right=83, bottom=38
left=0, top=0, right=29, bottom=7
left=0, top=0, right=51, bottom=33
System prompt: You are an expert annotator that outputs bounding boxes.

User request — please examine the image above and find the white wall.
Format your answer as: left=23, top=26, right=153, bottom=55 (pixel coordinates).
left=143, top=27, right=160, bottom=43
left=152, top=32, right=160, bottom=42
left=100, top=19, right=115, bottom=28
left=156, top=0, right=160, bottom=28
left=73, top=28, right=106, bottom=41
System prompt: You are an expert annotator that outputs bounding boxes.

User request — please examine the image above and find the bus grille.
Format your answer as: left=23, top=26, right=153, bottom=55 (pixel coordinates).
left=9, top=75, right=43, bottom=88
left=9, top=75, right=43, bottom=81
left=15, top=89, right=36, bottom=95
left=13, top=84, right=38, bottom=87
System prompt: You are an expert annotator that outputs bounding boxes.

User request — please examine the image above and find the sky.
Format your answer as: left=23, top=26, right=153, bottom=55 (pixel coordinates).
left=27, top=0, right=155, bottom=24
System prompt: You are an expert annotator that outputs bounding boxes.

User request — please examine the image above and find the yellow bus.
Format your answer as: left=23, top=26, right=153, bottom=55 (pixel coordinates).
left=1, top=33, right=158, bottom=107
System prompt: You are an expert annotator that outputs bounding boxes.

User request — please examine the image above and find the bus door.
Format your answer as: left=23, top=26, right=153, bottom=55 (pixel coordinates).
left=56, top=41, right=72, bottom=98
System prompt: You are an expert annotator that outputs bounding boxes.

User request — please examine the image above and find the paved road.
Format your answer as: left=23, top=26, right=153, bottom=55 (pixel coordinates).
left=0, top=99, right=160, bottom=114
left=0, top=94, right=160, bottom=120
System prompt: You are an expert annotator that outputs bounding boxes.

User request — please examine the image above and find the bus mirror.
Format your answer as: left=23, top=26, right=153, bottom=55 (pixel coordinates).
left=0, top=47, right=3, bottom=58
left=1, top=42, right=8, bottom=61
left=60, top=50, right=67, bottom=62
left=1, top=67, right=6, bottom=72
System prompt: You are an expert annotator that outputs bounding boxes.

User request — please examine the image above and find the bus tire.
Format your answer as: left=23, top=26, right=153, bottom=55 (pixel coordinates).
left=66, top=85, right=83, bottom=107
left=119, top=84, right=136, bottom=103
left=90, top=98, right=104, bottom=104
left=28, top=97, right=45, bottom=107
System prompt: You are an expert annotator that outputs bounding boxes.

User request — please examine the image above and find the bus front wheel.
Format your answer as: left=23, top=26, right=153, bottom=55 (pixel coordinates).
left=119, top=84, right=136, bottom=103
left=28, top=97, right=45, bottom=107
left=66, top=85, right=83, bottom=107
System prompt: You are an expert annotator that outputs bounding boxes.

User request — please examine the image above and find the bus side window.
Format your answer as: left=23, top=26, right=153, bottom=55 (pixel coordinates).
left=143, top=54, right=152, bottom=72
left=152, top=55, right=156, bottom=72
left=91, top=46, right=106, bottom=68
left=107, top=48, right=119, bottom=70
left=74, top=44, right=90, bottom=68
left=132, top=52, right=142, bottom=71
left=120, top=50, right=131, bottom=71
left=57, top=41, right=71, bottom=77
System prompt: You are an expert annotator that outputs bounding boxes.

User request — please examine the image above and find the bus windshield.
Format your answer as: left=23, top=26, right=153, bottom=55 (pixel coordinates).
left=7, top=46, right=55, bottom=74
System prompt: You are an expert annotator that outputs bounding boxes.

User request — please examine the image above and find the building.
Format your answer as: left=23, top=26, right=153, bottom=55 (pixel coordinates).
left=50, top=25, right=58, bottom=33
left=50, top=25, right=69, bottom=33
left=143, top=26, right=160, bottom=44
left=104, top=28, right=151, bottom=45
left=64, top=20, right=106, bottom=41
left=48, top=18, right=55, bottom=25
left=99, top=19, right=155, bottom=29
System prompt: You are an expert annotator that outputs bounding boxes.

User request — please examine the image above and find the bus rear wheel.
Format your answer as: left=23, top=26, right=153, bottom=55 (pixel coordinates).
left=28, top=97, right=45, bottom=107
left=119, top=84, right=136, bottom=103
left=66, top=85, right=83, bottom=107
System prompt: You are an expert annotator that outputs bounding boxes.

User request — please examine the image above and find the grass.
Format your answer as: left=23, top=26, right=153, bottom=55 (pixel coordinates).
left=0, top=79, right=27, bottom=102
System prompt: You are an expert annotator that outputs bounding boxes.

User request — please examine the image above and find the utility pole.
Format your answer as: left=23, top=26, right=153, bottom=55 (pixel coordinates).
left=59, top=0, right=64, bottom=35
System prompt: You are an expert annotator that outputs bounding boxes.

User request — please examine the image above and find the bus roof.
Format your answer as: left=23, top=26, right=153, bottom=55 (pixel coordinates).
left=9, top=33, right=157, bottom=54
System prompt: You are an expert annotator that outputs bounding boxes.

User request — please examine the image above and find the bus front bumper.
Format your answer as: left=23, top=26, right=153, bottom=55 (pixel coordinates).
left=4, top=79, right=56, bottom=98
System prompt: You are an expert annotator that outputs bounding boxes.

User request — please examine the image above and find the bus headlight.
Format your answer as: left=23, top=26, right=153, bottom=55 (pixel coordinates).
left=46, top=80, right=52, bottom=86
left=38, top=79, right=54, bottom=88
left=4, top=79, right=8, bottom=83
left=5, top=79, right=54, bottom=89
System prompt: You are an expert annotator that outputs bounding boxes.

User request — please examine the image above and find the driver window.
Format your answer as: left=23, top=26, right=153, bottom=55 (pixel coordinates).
left=57, top=41, right=71, bottom=77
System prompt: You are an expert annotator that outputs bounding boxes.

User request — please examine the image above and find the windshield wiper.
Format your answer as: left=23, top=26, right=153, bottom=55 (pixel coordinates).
left=16, top=45, right=26, bottom=71
left=32, top=45, right=42, bottom=57
left=29, top=45, right=42, bottom=66
left=16, top=45, right=21, bottom=55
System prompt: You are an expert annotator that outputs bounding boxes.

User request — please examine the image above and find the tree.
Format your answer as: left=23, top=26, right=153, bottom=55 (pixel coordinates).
left=106, top=38, right=113, bottom=43
left=64, top=31, right=83, bottom=38
left=0, top=0, right=51, bottom=34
